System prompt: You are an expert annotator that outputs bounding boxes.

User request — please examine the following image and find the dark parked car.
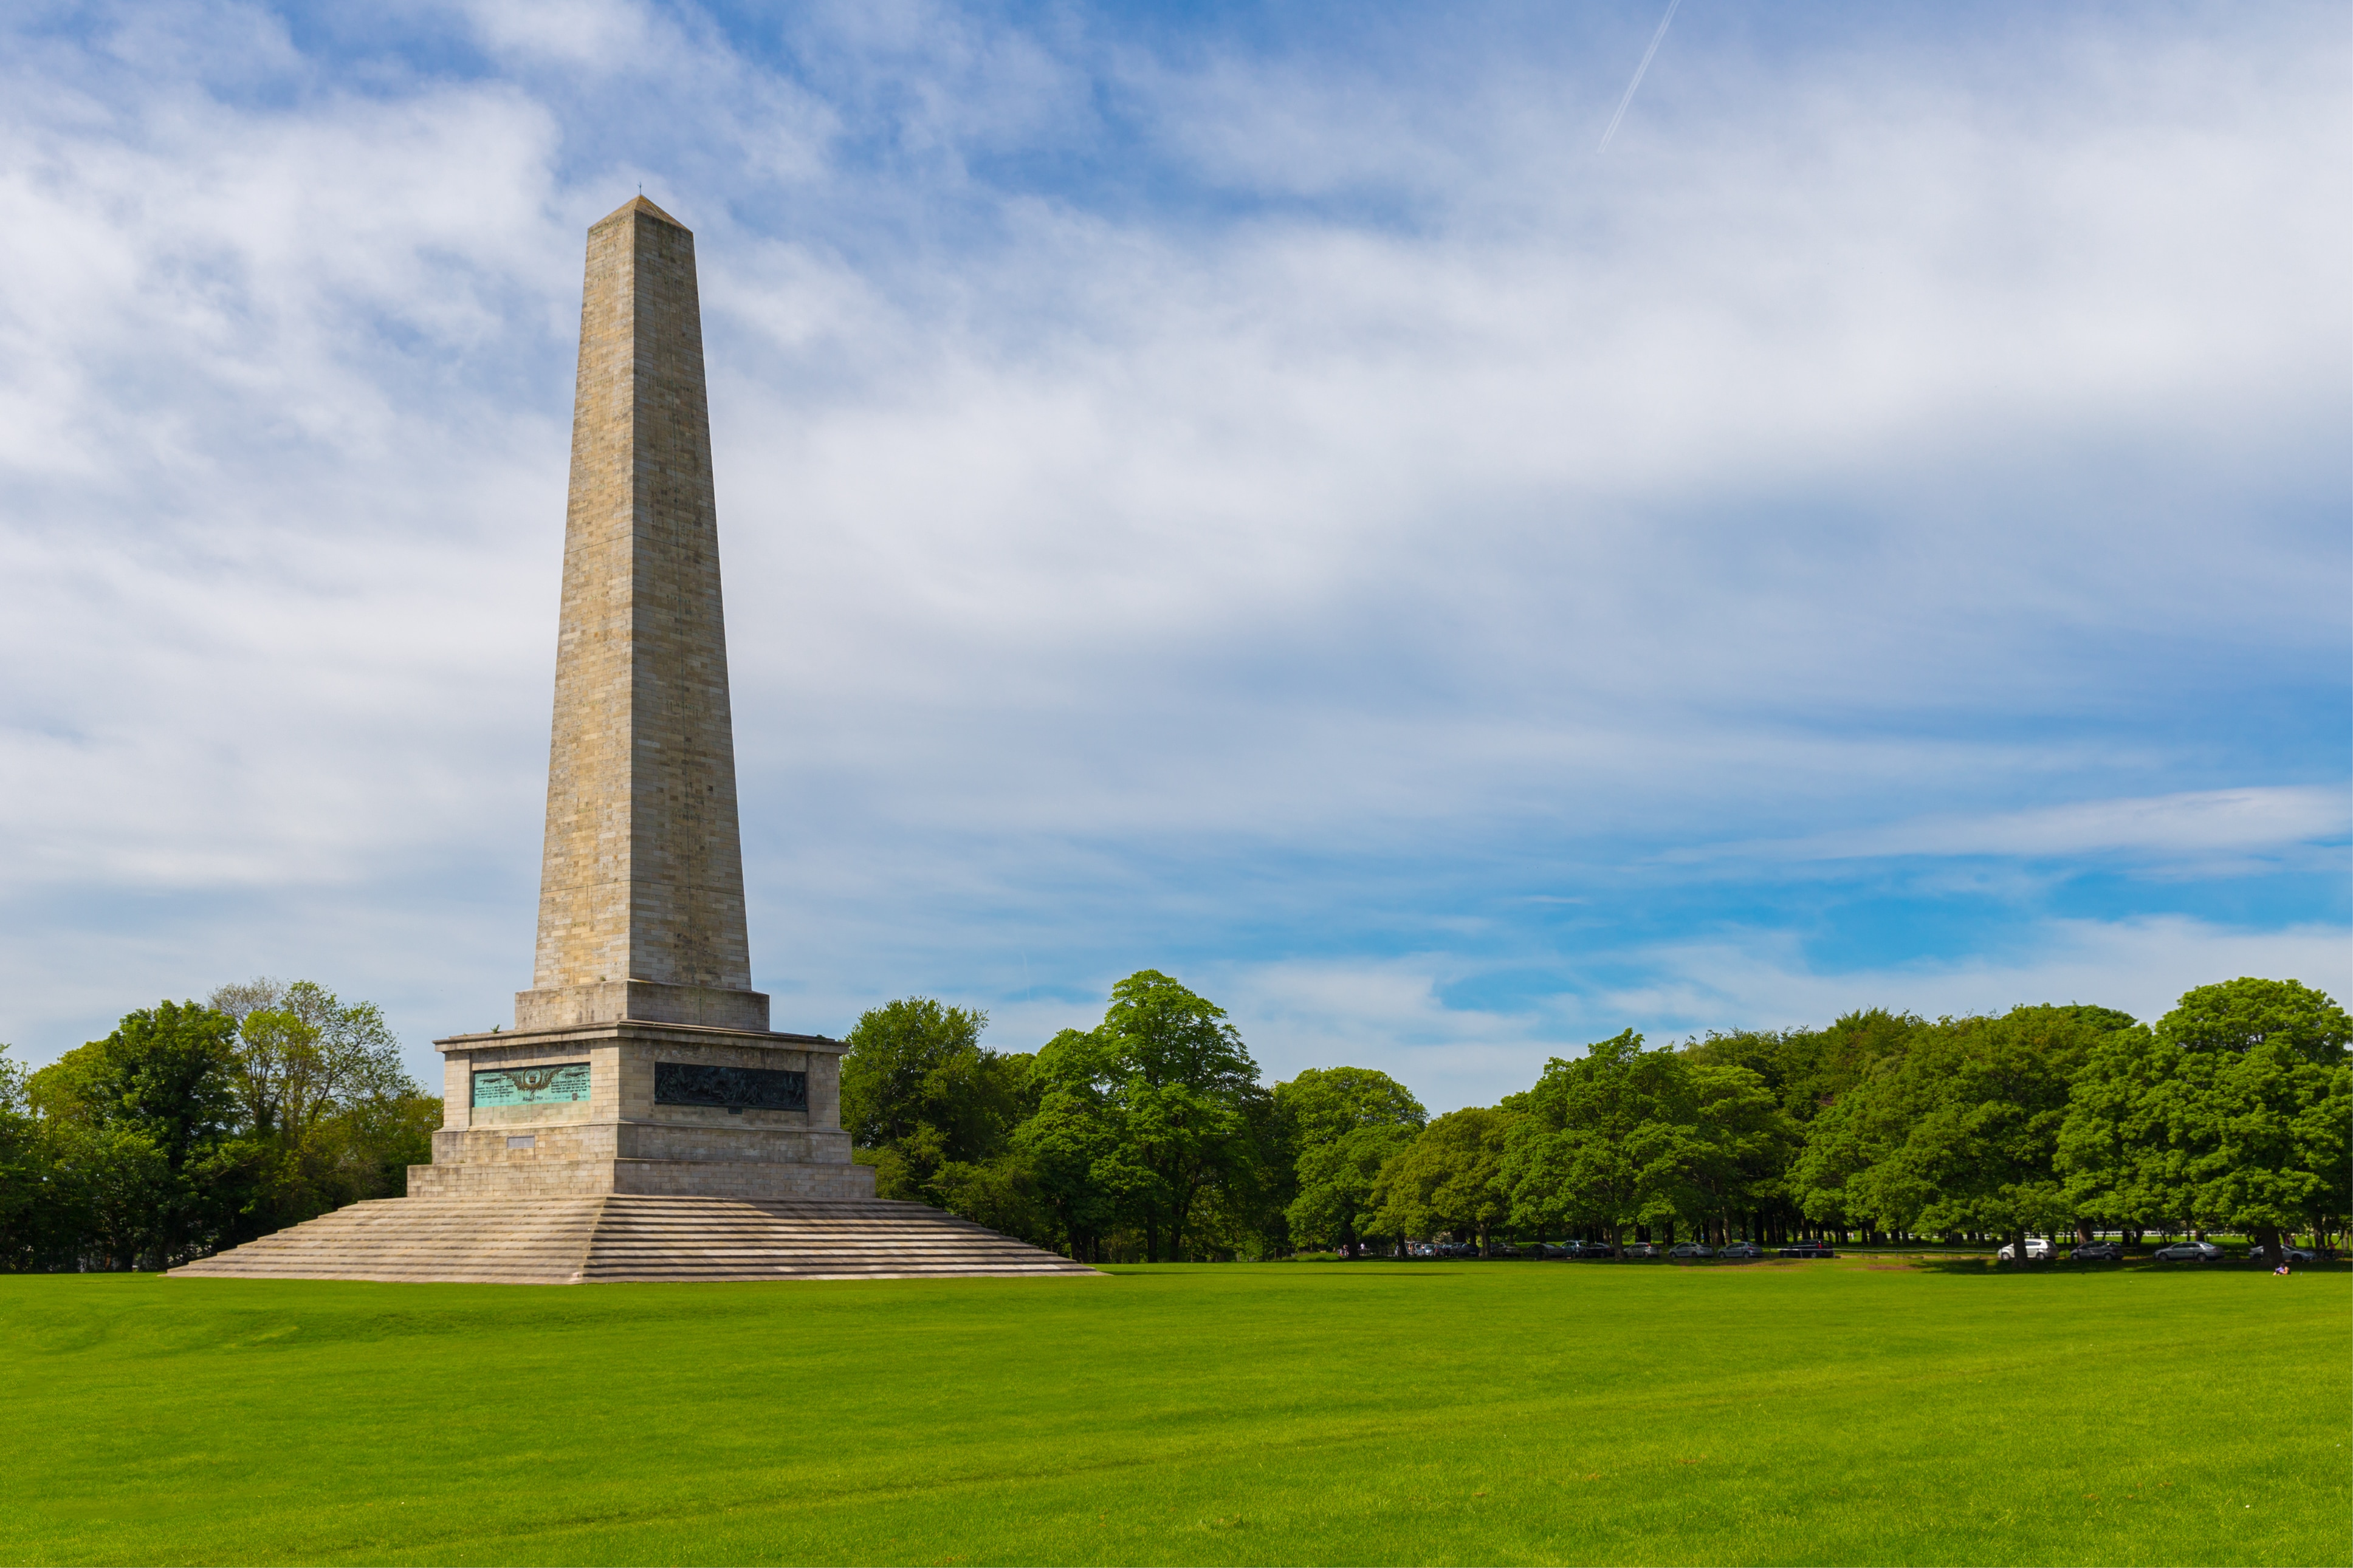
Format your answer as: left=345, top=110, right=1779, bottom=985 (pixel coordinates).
left=1778, top=1241, right=1836, bottom=1259
left=1567, top=1240, right=1615, bottom=1259
left=1717, top=1241, right=1764, bottom=1260
left=2069, top=1240, right=2122, bottom=1262
left=2151, top=1240, right=2222, bottom=1262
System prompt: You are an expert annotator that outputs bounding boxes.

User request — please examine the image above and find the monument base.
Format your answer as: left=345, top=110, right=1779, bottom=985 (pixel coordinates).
left=168, top=1004, right=1099, bottom=1284
left=168, top=1194, right=1099, bottom=1283
left=406, top=1155, right=875, bottom=1200
left=425, top=1015, right=872, bottom=1199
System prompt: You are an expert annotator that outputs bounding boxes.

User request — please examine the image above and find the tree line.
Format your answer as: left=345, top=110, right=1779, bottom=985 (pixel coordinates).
left=0, top=980, right=438, bottom=1270
left=2, top=968, right=2340, bottom=1271
left=844, top=971, right=2349, bottom=1267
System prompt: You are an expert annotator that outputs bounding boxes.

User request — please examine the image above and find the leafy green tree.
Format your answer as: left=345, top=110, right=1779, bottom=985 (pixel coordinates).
left=1275, top=1067, right=1426, bottom=1148
left=1289, top=1123, right=1420, bottom=1255
left=1505, top=1031, right=1719, bottom=1250
left=1014, top=1029, right=1133, bottom=1261
left=29, top=1001, right=242, bottom=1267
left=2059, top=981, right=2351, bottom=1262
left=1370, top=1106, right=1516, bottom=1253
left=1031, top=972, right=1265, bottom=1261
left=1274, top=1067, right=1426, bottom=1255
left=840, top=998, right=1029, bottom=1211
left=2155, top=978, right=2349, bottom=1063
left=1685, top=1063, right=1796, bottom=1242
left=1825, top=1007, right=2103, bottom=1260
left=0, top=1048, right=53, bottom=1270
left=205, top=979, right=431, bottom=1230
left=2055, top=1023, right=2174, bottom=1242
left=2148, top=981, right=2348, bottom=1263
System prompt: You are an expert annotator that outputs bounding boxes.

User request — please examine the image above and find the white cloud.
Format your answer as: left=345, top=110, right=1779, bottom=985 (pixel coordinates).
left=1686, top=787, right=2349, bottom=872
left=1608, top=916, right=2353, bottom=1048
left=0, top=4, right=2342, bottom=1086
left=1192, top=915, right=2353, bottom=1112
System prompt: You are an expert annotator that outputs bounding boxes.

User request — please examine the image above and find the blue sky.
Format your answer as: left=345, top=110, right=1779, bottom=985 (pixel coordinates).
left=1, top=1, right=2344, bottom=1108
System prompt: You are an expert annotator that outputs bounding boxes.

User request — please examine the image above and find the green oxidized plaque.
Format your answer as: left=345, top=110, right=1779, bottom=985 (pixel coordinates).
left=472, top=1062, right=592, bottom=1108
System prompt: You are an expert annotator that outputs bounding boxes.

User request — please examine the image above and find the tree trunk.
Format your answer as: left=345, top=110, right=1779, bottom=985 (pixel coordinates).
left=2007, top=1228, right=2029, bottom=1267
left=2255, top=1221, right=2283, bottom=1268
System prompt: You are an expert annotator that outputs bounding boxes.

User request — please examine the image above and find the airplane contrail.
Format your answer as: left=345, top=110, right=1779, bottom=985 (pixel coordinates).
left=1597, top=0, right=1684, bottom=152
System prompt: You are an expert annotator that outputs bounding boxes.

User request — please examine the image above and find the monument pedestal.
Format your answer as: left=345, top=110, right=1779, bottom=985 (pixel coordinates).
left=414, top=1014, right=876, bottom=1202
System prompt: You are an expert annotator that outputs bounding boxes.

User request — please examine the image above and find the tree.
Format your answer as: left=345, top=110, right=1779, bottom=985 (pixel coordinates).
left=2057, top=981, right=2352, bottom=1264
left=1371, top=1106, right=1516, bottom=1253
left=1505, top=1031, right=1717, bottom=1251
left=0, top=1048, right=52, bottom=1270
left=1015, top=1029, right=1133, bottom=1262
left=2149, top=981, right=2350, bottom=1264
left=204, top=979, right=431, bottom=1231
left=1031, top=972, right=1265, bottom=1261
left=2055, top=1024, right=2174, bottom=1242
left=2154, top=978, right=2349, bottom=1064
left=1685, top=1064, right=1795, bottom=1243
left=839, top=998, right=1028, bottom=1211
left=1827, top=1007, right=2103, bottom=1261
left=28, top=1001, right=242, bottom=1267
left=1275, top=1067, right=1426, bottom=1255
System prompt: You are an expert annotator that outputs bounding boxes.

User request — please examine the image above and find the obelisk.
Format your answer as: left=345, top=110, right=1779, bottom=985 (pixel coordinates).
left=164, top=199, right=1102, bottom=1279
left=521, top=195, right=761, bottom=1035
left=413, top=197, right=873, bottom=1202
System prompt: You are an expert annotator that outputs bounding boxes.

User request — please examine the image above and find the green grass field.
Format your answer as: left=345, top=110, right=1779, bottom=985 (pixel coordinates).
left=2, top=1258, right=2344, bottom=1567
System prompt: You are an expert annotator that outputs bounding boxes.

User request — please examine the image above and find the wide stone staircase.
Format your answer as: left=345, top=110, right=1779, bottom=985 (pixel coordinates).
left=168, top=1195, right=1099, bottom=1284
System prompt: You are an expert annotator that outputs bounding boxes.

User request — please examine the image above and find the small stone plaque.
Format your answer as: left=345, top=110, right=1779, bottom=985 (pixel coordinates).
left=654, top=1061, right=808, bottom=1114
left=472, top=1062, right=591, bottom=1107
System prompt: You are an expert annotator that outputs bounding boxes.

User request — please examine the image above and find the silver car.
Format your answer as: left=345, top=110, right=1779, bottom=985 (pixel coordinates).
left=1668, top=1241, right=1715, bottom=1258
left=2151, top=1239, right=2222, bottom=1262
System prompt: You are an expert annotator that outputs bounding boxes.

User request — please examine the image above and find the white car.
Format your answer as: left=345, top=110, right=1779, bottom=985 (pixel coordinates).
left=1996, top=1237, right=2055, bottom=1261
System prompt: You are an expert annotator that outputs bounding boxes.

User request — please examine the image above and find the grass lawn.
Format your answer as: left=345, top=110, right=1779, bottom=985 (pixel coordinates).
left=1, top=1256, right=2344, bottom=1566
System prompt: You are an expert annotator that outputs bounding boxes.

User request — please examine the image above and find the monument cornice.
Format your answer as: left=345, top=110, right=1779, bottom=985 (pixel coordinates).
left=432, top=1021, right=847, bottom=1054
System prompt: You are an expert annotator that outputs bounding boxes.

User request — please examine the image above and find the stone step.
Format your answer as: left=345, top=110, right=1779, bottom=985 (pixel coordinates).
left=168, top=1196, right=1099, bottom=1282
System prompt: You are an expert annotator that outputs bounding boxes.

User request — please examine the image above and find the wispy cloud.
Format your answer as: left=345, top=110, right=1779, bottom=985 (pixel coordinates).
left=0, top=4, right=2342, bottom=1095
left=1679, top=788, right=2349, bottom=872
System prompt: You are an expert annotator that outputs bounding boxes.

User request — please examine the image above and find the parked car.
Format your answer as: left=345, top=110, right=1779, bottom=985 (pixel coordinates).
left=1486, top=1242, right=1518, bottom=1258
left=1717, top=1241, right=1764, bottom=1260
left=2278, top=1245, right=2320, bottom=1264
left=1568, top=1240, right=1615, bottom=1259
left=1778, top=1241, right=1836, bottom=1259
left=2151, top=1240, right=2222, bottom=1262
left=1621, top=1242, right=1662, bottom=1259
left=1668, top=1242, right=1716, bottom=1259
left=2069, top=1240, right=2122, bottom=1262
left=1996, top=1236, right=2055, bottom=1262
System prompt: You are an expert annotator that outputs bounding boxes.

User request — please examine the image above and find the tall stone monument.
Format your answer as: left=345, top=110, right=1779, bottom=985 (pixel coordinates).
left=413, top=196, right=869, bottom=1203
left=173, top=199, right=1091, bottom=1281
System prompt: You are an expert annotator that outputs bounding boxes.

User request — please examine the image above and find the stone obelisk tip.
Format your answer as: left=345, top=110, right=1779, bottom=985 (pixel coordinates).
left=596, top=194, right=690, bottom=233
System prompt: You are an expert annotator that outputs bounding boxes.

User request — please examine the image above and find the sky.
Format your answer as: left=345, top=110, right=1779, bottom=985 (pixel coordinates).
left=1, top=0, right=2345, bottom=1110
